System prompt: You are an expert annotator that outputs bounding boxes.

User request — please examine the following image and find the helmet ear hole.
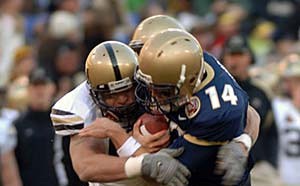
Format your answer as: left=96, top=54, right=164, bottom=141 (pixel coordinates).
left=170, top=41, right=177, bottom=45
left=157, top=51, right=163, bottom=58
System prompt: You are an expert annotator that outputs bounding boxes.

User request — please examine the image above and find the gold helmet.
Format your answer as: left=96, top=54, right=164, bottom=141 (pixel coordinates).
left=135, top=29, right=204, bottom=113
left=85, top=41, right=139, bottom=123
left=129, top=15, right=185, bottom=54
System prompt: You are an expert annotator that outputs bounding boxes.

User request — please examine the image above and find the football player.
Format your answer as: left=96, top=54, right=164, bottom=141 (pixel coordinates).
left=129, top=14, right=185, bottom=55
left=135, top=29, right=260, bottom=186
left=51, top=41, right=190, bottom=186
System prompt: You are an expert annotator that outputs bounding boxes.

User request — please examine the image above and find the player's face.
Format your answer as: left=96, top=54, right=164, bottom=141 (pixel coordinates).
left=150, top=87, right=178, bottom=113
left=152, top=88, right=176, bottom=103
left=102, top=87, right=135, bottom=108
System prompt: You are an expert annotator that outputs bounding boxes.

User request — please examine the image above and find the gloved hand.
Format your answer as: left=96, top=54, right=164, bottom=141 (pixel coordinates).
left=215, top=141, right=248, bottom=186
left=142, top=147, right=191, bottom=186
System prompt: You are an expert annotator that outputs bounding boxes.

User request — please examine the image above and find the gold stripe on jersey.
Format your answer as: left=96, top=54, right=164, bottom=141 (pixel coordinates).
left=51, top=108, right=75, bottom=115
left=51, top=115, right=83, bottom=124
left=194, top=62, right=215, bottom=92
left=184, top=134, right=228, bottom=146
left=54, top=123, right=84, bottom=131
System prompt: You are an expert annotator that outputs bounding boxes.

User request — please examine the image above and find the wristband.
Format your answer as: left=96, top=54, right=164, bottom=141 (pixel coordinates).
left=124, top=155, right=145, bottom=178
left=117, top=136, right=141, bottom=157
left=233, top=133, right=252, bottom=152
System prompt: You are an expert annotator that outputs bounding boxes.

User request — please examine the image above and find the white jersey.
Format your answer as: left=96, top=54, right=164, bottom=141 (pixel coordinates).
left=51, top=81, right=159, bottom=186
left=272, top=97, right=300, bottom=185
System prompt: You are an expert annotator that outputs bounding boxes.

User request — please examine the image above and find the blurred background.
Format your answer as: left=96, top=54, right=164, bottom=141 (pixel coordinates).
left=0, top=0, right=299, bottom=186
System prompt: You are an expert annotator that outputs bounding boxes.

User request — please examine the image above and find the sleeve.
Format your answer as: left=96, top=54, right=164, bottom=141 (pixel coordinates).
left=50, top=108, right=84, bottom=136
left=50, top=82, right=94, bottom=136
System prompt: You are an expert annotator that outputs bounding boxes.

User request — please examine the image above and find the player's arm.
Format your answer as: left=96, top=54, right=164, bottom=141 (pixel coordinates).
left=70, top=134, right=128, bottom=182
left=71, top=131, right=190, bottom=185
left=215, top=105, right=260, bottom=185
left=233, top=105, right=261, bottom=153
left=51, top=107, right=131, bottom=182
left=244, top=105, right=260, bottom=146
left=79, top=118, right=169, bottom=155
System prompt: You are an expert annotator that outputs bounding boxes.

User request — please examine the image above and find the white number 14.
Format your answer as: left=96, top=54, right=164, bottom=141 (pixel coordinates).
left=205, top=84, right=238, bottom=110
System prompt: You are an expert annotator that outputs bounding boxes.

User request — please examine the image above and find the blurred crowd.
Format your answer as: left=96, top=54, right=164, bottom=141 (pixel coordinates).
left=0, top=0, right=299, bottom=186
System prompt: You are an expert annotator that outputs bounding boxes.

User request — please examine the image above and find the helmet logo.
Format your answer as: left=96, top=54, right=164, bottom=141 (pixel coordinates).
left=185, top=96, right=201, bottom=119
left=108, top=77, right=132, bottom=93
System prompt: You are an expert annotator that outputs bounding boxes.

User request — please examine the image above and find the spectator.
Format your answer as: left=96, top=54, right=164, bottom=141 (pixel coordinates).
left=14, top=69, right=86, bottom=186
left=0, top=86, right=22, bottom=186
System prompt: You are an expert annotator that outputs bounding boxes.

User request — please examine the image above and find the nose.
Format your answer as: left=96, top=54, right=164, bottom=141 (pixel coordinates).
left=116, top=93, right=129, bottom=106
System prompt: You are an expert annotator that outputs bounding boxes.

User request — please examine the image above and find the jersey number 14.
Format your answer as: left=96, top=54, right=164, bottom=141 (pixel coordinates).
left=205, top=84, right=238, bottom=110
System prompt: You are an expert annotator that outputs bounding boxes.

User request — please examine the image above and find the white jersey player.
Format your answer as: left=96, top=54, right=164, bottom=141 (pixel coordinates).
left=51, top=81, right=154, bottom=186
left=50, top=41, right=190, bottom=186
left=272, top=54, right=300, bottom=186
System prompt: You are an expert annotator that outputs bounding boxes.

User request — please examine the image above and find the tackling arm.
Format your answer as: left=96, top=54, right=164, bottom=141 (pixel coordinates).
left=70, top=134, right=128, bottom=182
left=215, top=105, right=261, bottom=185
left=244, top=105, right=260, bottom=145
left=78, top=118, right=169, bottom=156
left=70, top=132, right=190, bottom=185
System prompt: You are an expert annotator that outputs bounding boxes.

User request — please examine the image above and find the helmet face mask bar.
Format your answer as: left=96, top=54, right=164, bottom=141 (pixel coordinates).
left=88, top=78, right=138, bottom=127
left=135, top=69, right=189, bottom=115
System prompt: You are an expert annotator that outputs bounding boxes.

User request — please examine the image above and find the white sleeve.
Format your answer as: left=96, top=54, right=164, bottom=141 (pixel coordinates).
left=51, top=81, right=96, bottom=136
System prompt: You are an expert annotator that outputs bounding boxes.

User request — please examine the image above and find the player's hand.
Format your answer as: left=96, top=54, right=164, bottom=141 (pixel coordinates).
left=215, top=141, right=248, bottom=186
left=78, top=117, right=123, bottom=139
left=142, top=147, right=190, bottom=186
left=133, top=119, right=170, bottom=153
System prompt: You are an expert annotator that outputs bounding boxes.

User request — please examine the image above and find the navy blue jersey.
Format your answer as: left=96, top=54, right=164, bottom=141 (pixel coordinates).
left=167, top=52, right=252, bottom=186
left=168, top=52, right=249, bottom=141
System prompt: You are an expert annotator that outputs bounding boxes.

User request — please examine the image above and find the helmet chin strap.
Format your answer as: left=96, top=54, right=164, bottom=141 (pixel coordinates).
left=104, top=111, right=119, bottom=121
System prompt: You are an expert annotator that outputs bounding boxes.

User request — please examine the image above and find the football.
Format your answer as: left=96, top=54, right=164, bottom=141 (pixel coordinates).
left=139, top=113, right=169, bottom=135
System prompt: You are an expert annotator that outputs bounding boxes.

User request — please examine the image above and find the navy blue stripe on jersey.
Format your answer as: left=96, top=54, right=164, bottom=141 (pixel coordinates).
left=54, top=123, right=84, bottom=131
left=51, top=109, right=75, bottom=116
left=104, top=43, right=122, bottom=80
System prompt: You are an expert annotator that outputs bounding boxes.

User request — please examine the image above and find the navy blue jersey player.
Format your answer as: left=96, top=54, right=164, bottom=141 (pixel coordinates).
left=165, top=52, right=252, bottom=186
left=135, top=29, right=259, bottom=186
